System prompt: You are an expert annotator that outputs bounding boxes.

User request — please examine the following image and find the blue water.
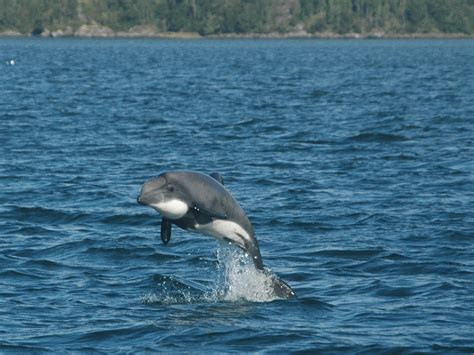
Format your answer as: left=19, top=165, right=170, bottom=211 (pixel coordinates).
left=1, top=38, right=473, bottom=352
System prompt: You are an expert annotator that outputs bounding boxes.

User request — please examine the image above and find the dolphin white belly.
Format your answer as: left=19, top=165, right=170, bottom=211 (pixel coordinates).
left=194, top=219, right=251, bottom=247
left=150, top=199, right=188, bottom=219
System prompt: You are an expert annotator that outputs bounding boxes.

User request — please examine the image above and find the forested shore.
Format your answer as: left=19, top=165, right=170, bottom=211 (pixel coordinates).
left=1, top=0, right=473, bottom=38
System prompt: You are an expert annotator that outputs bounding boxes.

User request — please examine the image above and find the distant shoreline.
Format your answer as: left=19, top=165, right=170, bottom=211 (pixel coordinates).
left=1, top=27, right=473, bottom=40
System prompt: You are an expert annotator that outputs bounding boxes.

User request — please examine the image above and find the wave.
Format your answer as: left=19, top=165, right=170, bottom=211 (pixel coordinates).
left=4, top=205, right=91, bottom=224
left=310, top=248, right=384, bottom=260
left=100, top=213, right=155, bottom=226
left=4, top=204, right=157, bottom=230
left=0, top=342, right=49, bottom=352
left=0, top=269, right=44, bottom=280
left=346, top=132, right=408, bottom=143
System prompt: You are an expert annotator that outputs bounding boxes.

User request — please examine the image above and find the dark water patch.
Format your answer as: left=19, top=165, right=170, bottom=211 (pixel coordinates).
left=442, top=229, right=473, bottom=241
left=382, top=253, right=410, bottom=261
left=4, top=205, right=93, bottom=224
left=0, top=269, right=44, bottom=280
left=100, top=214, right=149, bottom=228
left=76, top=324, right=160, bottom=343
left=356, top=259, right=472, bottom=278
left=226, top=332, right=310, bottom=348
left=20, top=258, right=69, bottom=270
left=310, top=248, right=384, bottom=260
left=0, top=343, right=50, bottom=352
left=375, top=285, right=416, bottom=298
left=309, top=89, right=329, bottom=98
left=84, top=245, right=162, bottom=263
left=328, top=212, right=381, bottom=226
left=347, top=132, right=409, bottom=143
left=297, top=297, right=334, bottom=311
left=290, top=220, right=334, bottom=231
left=9, top=225, right=60, bottom=236
left=431, top=344, right=474, bottom=353
left=295, top=346, right=386, bottom=354
left=434, top=281, right=470, bottom=292
left=381, top=153, right=419, bottom=161
left=11, top=238, right=97, bottom=260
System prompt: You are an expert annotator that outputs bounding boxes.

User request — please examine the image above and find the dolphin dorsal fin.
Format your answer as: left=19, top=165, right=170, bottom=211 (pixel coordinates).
left=210, top=172, right=224, bottom=185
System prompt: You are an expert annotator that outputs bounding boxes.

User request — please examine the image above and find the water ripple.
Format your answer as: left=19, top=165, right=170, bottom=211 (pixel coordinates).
left=0, top=38, right=473, bottom=352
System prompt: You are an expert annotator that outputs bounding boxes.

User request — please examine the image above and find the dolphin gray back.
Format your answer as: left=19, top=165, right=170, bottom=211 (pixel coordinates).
left=164, top=171, right=254, bottom=236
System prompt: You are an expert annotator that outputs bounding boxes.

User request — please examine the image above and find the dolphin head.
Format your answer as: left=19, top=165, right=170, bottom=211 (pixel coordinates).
left=137, top=173, right=189, bottom=219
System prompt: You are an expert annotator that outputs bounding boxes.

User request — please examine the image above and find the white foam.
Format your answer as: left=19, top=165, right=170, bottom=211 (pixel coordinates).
left=141, top=281, right=216, bottom=305
left=141, top=290, right=198, bottom=305
left=213, top=243, right=282, bottom=302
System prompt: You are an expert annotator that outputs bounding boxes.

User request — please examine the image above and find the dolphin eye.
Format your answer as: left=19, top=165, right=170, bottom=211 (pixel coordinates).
left=167, top=185, right=175, bottom=192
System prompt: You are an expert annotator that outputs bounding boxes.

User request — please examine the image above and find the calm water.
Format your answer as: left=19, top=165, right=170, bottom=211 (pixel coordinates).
left=1, top=38, right=473, bottom=353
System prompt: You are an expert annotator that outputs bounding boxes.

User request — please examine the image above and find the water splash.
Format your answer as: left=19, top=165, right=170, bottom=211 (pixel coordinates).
left=141, top=274, right=213, bottom=305
left=213, top=242, right=287, bottom=302
left=143, top=242, right=290, bottom=304
left=141, top=290, right=211, bottom=305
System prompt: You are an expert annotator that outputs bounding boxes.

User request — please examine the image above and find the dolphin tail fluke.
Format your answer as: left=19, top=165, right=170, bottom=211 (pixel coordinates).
left=264, top=270, right=296, bottom=299
left=243, top=238, right=295, bottom=298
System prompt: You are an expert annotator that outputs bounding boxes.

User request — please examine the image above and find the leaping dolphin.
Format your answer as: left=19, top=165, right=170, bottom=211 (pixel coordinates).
left=137, top=170, right=295, bottom=299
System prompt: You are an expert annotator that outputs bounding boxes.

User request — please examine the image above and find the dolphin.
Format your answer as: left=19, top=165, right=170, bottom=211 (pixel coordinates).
left=137, top=170, right=295, bottom=299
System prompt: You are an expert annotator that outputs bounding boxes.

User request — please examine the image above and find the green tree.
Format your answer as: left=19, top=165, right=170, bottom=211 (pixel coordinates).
left=0, top=0, right=473, bottom=35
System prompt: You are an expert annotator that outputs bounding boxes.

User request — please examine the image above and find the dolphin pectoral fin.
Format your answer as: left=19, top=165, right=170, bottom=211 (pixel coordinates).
left=210, top=172, right=224, bottom=185
left=160, top=217, right=172, bottom=245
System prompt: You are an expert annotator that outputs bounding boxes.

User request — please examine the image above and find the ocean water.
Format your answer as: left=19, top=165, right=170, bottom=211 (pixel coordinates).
left=0, top=38, right=473, bottom=353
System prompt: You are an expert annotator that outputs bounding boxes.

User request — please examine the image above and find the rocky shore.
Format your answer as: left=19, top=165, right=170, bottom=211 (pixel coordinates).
left=0, top=24, right=201, bottom=39
left=0, top=23, right=472, bottom=39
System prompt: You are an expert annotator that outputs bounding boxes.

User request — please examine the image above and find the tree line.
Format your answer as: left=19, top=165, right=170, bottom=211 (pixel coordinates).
left=0, top=0, right=473, bottom=35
